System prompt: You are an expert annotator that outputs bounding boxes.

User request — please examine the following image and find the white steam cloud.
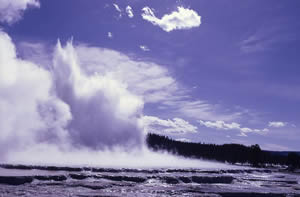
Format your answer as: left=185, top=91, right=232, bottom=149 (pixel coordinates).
left=53, top=40, right=144, bottom=149
left=0, top=30, right=233, bottom=168
left=0, top=30, right=70, bottom=159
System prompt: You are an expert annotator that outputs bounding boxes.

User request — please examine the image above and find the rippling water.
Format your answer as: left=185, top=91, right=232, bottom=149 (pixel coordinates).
left=0, top=164, right=299, bottom=197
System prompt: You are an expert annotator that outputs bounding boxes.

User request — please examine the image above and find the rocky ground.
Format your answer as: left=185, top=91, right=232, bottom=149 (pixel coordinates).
left=0, top=164, right=299, bottom=197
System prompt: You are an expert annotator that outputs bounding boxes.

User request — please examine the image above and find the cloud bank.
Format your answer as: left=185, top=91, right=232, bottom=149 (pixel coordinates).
left=0, top=0, right=40, bottom=24
left=141, top=6, right=201, bottom=32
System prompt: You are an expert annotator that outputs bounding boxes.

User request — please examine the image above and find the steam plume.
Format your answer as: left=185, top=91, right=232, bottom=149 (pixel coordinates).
left=0, top=31, right=232, bottom=168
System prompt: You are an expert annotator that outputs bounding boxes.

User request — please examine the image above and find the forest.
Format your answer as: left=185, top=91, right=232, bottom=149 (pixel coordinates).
left=146, top=133, right=300, bottom=169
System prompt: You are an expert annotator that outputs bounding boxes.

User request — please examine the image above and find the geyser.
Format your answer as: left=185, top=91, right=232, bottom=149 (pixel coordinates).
left=0, top=30, right=231, bottom=168
left=52, top=40, right=144, bottom=149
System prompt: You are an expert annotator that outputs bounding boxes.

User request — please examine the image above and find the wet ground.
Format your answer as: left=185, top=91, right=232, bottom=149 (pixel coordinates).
left=0, top=164, right=299, bottom=197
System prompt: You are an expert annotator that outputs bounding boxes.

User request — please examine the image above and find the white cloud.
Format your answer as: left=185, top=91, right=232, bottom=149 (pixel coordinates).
left=143, top=116, right=197, bottom=135
left=113, top=3, right=121, bottom=12
left=176, top=138, right=191, bottom=142
left=107, top=32, right=113, bottom=38
left=126, top=5, right=134, bottom=18
left=139, top=45, right=150, bottom=51
left=239, top=22, right=296, bottom=53
left=113, top=3, right=122, bottom=18
left=268, top=121, right=286, bottom=128
left=74, top=44, right=177, bottom=104
left=141, top=6, right=201, bottom=32
left=163, top=99, right=240, bottom=122
left=198, top=120, right=269, bottom=136
left=0, top=0, right=40, bottom=24
left=261, top=143, right=290, bottom=151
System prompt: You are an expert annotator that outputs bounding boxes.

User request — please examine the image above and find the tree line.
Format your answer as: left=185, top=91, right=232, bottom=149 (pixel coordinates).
left=146, top=133, right=300, bottom=169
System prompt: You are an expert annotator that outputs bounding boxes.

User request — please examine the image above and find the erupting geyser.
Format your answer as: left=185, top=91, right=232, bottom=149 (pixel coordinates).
left=0, top=30, right=230, bottom=168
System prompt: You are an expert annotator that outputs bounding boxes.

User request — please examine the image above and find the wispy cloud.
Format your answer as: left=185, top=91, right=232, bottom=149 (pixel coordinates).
left=141, top=6, right=201, bottom=32
left=262, top=143, right=291, bottom=151
left=239, top=22, right=298, bottom=53
left=139, top=45, right=150, bottom=51
left=143, top=116, right=197, bottom=135
left=74, top=44, right=177, bottom=104
left=198, top=120, right=269, bottom=137
left=126, top=6, right=134, bottom=18
left=113, top=3, right=122, bottom=18
left=162, top=99, right=241, bottom=122
left=176, top=138, right=191, bottom=142
left=268, top=121, right=286, bottom=128
left=107, top=32, right=113, bottom=39
left=0, top=0, right=40, bottom=24
left=113, top=3, right=121, bottom=12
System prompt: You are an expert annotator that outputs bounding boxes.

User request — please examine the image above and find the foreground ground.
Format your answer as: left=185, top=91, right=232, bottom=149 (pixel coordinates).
left=0, top=164, right=299, bottom=197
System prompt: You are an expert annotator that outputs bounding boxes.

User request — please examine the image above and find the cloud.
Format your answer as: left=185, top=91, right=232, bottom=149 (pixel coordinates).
left=176, top=138, right=191, bottom=142
left=126, top=5, right=134, bottom=18
left=0, top=0, right=40, bottom=24
left=143, top=116, right=197, bottom=135
left=198, top=120, right=269, bottom=137
left=139, top=45, right=150, bottom=51
left=113, top=3, right=121, bottom=12
left=74, top=44, right=177, bottom=104
left=162, top=99, right=241, bottom=122
left=268, top=121, right=286, bottom=128
left=239, top=22, right=297, bottom=53
left=107, top=32, right=113, bottom=38
left=261, top=143, right=290, bottom=151
left=141, top=6, right=201, bottom=32
left=113, top=3, right=122, bottom=18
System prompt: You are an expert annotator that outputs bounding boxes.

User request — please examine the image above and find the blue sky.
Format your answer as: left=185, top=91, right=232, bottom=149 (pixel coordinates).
left=1, top=0, right=300, bottom=151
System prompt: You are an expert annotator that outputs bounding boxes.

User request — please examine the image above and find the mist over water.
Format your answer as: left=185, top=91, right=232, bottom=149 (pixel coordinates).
left=0, top=31, right=231, bottom=169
